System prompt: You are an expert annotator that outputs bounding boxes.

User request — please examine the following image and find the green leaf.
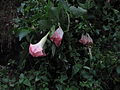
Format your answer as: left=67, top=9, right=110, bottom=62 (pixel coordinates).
left=2, top=78, right=9, bottom=83
left=66, top=86, right=78, bottom=90
left=78, top=7, right=87, bottom=13
left=59, top=0, right=69, bottom=11
left=81, top=70, right=93, bottom=80
left=116, top=66, right=120, bottom=74
left=70, top=6, right=87, bottom=17
left=9, top=83, right=15, bottom=87
left=83, top=66, right=90, bottom=70
left=16, top=28, right=32, bottom=41
left=35, top=76, right=40, bottom=82
left=72, top=64, right=82, bottom=76
left=44, top=88, right=49, bottom=90
left=19, top=73, right=25, bottom=84
left=113, top=9, right=119, bottom=14
left=103, top=25, right=110, bottom=31
left=23, top=78, right=31, bottom=87
left=70, top=86, right=79, bottom=90
left=56, top=84, right=63, bottom=90
left=59, top=74, right=68, bottom=83
left=38, top=20, right=51, bottom=30
left=50, top=7, right=59, bottom=20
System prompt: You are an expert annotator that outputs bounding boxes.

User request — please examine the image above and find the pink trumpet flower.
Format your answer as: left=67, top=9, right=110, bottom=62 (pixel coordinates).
left=79, top=33, right=93, bottom=46
left=29, top=32, right=49, bottom=57
left=50, top=26, right=64, bottom=47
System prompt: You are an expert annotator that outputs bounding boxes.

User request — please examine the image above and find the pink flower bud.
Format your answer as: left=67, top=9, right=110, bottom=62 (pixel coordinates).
left=79, top=33, right=93, bottom=46
left=50, top=26, right=64, bottom=47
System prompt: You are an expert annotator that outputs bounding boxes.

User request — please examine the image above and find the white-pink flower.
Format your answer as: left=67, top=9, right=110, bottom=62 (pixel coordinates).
left=50, top=26, right=64, bottom=47
left=29, top=32, right=49, bottom=57
left=107, top=0, right=110, bottom=3
left=79, top=33, right=93, bottom=46
left=79, top=34, right=88, bottom=45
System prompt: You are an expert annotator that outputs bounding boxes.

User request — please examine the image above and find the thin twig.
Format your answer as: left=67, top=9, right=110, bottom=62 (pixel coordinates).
left=65, top=12, right=70, bottom=32
left=88, top=47, right=93, bottom=60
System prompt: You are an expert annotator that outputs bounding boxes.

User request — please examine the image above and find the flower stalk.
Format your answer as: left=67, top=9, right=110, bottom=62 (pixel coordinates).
left=88, top=47, right=93, bottom=60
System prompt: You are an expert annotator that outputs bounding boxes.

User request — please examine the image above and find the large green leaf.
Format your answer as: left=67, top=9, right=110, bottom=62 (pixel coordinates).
left=50, top=7, right=59, bottom=20
left=15, top=28, right=32, bottom=41
left=59, top=0, right=69, bottom=11
left=38, top=20, right=51, bottom=30
left=70, top=6, right=87, bottom=17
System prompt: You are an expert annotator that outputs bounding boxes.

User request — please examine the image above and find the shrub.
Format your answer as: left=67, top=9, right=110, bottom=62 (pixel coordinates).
left=0, top=0, right=120, bottom=89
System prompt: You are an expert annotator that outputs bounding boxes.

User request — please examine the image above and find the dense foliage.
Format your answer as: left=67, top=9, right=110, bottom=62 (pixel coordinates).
left=0, top=0, right=120, bottom=89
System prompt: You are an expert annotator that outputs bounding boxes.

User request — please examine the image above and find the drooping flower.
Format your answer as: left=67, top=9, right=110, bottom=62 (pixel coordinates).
left=79, top=33, right=93, bottom=46
left=29, top=32, right=49, bottom=57
left=107, top=0, right=110, bottom=3
left=86, top=33, right=93, bottom=45
left=79, top=33, right=93, bottom=59
left=50, top=26, right=64, bottom=47
left=79, top=34, right=88, bottom=45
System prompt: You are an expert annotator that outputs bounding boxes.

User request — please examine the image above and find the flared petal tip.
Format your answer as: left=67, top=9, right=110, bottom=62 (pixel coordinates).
left=29, top=43, right=46, bottom=57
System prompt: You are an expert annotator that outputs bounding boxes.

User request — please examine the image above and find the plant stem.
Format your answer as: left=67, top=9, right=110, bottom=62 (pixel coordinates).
left=88, top=47, right=93, bottom=60
left=65, top=12, right=70, bottom=32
